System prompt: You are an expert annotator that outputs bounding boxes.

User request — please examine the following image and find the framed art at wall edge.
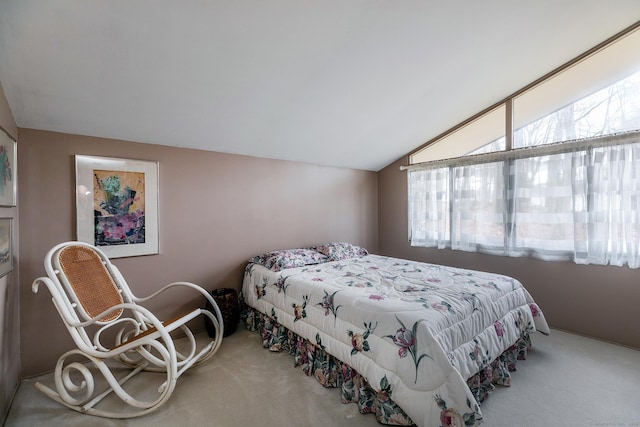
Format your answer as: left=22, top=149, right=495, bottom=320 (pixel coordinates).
left=0, top=127, right=16, bottom=207
left=75, top=155, right=159, bottom=258
left=0, top=218, right=13, bottom=278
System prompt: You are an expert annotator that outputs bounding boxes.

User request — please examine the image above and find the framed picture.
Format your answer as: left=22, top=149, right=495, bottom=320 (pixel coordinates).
left=0, top=218, right=13, bottom=277
left=0, top=128, right=16, bottom=207
left=75, top=155, right=159, bottom=258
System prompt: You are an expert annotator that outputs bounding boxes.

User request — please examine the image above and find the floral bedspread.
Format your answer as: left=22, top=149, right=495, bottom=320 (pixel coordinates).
left=242, top=254, right=549, bottom=427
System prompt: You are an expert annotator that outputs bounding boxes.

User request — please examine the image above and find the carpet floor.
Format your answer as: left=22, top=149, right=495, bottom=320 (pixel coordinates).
left=4, top=327, right=640, bottom=427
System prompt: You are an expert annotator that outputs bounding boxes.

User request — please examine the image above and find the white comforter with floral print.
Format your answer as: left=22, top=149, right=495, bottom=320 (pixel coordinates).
left=242, top=254, right=549, bottom=427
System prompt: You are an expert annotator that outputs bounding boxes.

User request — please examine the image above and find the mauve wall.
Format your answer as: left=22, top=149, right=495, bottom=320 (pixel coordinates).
left=0, top=81, right=19, bottom=424
left=18, top=129, right=378, bottom=377
left=378, top=157, right=640, bottom=349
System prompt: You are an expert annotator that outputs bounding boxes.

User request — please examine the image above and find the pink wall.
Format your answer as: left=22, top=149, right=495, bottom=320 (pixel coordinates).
left=18, top=129, right=378, bottom=377
left=0, top=82, right=19, bottom=424
left=378, top=156, right=640, bottom=349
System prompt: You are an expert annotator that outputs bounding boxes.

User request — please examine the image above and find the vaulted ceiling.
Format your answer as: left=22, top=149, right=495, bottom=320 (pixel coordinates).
left=1, top=1, right=639, bottom=171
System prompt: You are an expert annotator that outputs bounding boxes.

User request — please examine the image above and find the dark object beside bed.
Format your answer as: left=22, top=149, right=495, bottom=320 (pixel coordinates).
left=206, top=288, right=240, bottom=338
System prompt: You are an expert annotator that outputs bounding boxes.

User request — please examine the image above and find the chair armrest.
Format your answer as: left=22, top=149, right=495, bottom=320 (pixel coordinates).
left=132, top=281, right=212, bottom=305
left=32, top=276, right=84, bottom=327
left=130, top=281, right=225, bottom=337
left=80, top=303, right=178, bottom=357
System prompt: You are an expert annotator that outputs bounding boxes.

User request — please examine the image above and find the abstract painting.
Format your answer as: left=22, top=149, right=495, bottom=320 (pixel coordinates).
left=93, top=170, right=146, bottom=246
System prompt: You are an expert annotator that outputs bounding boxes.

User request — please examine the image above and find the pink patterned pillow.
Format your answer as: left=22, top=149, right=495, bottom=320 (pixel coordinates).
left=311, top=242, right=368, bottom=261
left=250, top=248, right=328, bottom=272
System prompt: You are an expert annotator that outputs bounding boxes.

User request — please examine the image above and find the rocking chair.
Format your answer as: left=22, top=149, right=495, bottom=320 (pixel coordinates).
left=31, top=241, right=224, bottom=418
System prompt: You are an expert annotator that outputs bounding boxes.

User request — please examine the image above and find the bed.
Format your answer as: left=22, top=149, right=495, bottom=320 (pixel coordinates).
left=241, top=242, right=549, bottom=427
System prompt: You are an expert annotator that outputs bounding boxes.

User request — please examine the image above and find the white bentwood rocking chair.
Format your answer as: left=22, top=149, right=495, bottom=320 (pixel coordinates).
left=31, top=241, right=224, bottom=418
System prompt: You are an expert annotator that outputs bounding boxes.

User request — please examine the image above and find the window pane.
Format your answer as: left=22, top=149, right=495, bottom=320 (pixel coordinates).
left=466, top=135, right=506, bottom=156
left=514, top=28, right=640, bottom=149
left=411, top=105, right=505, bottom=163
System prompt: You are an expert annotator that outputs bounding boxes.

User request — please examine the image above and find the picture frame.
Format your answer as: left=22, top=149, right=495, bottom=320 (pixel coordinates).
left=75, top=155, right=159, bottom=258
left=0, top=218, right=13, bottom=277
left=0, top=127, right=17, bottom=207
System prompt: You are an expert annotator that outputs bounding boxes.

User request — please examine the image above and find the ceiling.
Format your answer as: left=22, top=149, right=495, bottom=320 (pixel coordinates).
left=0, top=2, right=639, bottom=171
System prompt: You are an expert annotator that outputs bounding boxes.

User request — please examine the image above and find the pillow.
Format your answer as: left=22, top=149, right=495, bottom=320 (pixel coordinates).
left=311, top=242, right=368, bottom=261
left=250, top=248, right=328, bottom=272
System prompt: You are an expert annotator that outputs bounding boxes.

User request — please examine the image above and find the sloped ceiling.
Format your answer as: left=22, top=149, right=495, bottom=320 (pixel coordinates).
left=0, top=2, right=639, bottom=171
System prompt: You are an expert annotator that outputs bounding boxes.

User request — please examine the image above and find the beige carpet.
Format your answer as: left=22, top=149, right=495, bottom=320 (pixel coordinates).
left=4, top=327, right=640, bottom=427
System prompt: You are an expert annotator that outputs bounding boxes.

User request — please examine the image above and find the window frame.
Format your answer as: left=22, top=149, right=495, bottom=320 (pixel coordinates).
left=405, top=21, right=640, bottom=267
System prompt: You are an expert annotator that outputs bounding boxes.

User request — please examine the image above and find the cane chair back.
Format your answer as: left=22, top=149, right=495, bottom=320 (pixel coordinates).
left=56, top=244, right=124, bottom=322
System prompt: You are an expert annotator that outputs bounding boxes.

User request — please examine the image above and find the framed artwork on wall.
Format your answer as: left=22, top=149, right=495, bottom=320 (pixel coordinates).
left=75, top=155, right=159, bottom=258
left=0, top=218, right=13, bottom=277
left=0, top=127, right=16, bottom=207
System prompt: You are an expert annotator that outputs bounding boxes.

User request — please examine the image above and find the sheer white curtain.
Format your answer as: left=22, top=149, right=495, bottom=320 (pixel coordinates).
left=409, top=162, right=507, bottom=253
left=408, top=140, right=640, bottom=268
left=451, top=162, right=506, bottom=253
left=510, top=152, right=577, bottom=259
left=408, top=167, right=449, bottom=248
left=573, top=143, right=640, bottom=267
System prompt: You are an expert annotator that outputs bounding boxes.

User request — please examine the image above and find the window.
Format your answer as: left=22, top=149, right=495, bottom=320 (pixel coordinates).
left=410, top=105, right=505, bottom=163
left=407, top=23, right=640, bottom=267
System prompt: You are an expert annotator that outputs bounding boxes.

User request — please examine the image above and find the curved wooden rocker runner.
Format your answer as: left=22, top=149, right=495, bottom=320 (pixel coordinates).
left=32, top=241, right=224, bottom=418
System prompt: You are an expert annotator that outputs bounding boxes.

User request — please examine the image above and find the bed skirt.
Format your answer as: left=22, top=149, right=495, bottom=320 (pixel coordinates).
left=243, top=306, right=533, bottom=426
